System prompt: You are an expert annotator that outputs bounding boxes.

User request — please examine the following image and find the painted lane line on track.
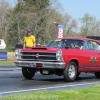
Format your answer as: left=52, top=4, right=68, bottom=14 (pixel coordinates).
left=0, top=68, right=21, bottom=71
left=0, top=82, right=99, bottom=95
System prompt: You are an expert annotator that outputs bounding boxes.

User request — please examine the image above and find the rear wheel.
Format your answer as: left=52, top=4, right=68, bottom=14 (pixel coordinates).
left=95, top=72, right=100, bottom=79
left=22, top=67, right=36, bottom=79
left=63, top=61, right=77, bottom=82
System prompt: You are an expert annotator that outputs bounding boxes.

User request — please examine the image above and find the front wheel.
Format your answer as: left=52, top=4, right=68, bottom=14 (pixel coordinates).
left=22, top=67, right=36, bottom=79
left=95, top=72, right=100, bottom=79
left=63, top=61, right=77, bottom=82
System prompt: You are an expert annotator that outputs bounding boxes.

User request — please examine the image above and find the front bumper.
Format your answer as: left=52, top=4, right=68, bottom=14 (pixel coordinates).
left=14, top=60, right=66, bottom=69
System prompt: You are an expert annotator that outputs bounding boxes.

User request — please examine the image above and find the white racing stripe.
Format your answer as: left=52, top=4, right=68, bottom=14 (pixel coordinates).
left=0, top=81, right=99, bottom=95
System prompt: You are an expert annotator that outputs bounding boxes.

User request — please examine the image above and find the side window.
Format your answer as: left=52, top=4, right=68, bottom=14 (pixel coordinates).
left=86, top=40, right=100, bottom=51
left=92, top=41, right=100, bottom=51
left=64, top=39, right=84, bottom=49
left=86, top=41, right=93, bottom=50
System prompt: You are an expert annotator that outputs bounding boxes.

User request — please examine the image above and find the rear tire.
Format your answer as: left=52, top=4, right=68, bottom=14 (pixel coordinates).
left=95, top=72, right=100, bottom=79
left=22, top=67, right=36, bottom=79
left=63, top=61, right=77, bottom=82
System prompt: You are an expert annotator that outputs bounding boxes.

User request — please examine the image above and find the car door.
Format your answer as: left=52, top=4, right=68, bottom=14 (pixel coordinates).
left=90, top=41, right=100, bottom=68
left=62, top=39, right=96, bottom=68
left=84, top=40, right=100, bottom=68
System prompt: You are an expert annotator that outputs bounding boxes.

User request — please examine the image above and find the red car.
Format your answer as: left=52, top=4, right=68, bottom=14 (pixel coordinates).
left=14, top=37, right=100, bottom=82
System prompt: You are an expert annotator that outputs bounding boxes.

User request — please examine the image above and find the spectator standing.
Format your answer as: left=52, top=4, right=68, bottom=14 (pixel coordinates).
left=23, top=29, right=36, bottom=48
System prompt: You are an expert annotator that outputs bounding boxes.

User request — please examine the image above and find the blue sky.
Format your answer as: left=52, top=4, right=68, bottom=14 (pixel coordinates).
left=9, top=0, right=16, bottom=7
left=58, top=0, right=100, bottom=20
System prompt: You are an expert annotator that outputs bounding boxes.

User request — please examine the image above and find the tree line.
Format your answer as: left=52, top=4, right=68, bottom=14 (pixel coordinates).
left=0, top=0, right=100, bottom=49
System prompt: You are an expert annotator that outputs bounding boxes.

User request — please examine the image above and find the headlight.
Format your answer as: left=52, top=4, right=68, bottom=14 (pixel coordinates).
left=15, top=49, right=21, bottom=59
left=56, top=50, right=63, bottom=61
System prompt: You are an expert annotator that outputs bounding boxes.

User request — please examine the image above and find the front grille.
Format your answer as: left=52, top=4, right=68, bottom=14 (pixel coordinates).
left=21, top=52, right=57, bottom=62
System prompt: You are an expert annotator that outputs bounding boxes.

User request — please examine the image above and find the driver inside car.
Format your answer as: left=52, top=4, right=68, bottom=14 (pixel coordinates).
left=57, top=42, right=62, bottom=48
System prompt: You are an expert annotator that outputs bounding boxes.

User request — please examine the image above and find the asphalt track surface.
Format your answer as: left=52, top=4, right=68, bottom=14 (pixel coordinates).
left=0, top=66, right=100, bottom=96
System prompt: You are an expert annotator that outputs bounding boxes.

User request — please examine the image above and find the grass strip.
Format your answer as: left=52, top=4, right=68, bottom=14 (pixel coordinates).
left=0, top=84, right=100, bottom=100
left=0, top=61, right=15, bottom=66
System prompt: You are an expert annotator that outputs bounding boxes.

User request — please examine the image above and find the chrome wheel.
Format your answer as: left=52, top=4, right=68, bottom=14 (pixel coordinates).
left=68, top=65, right=75, bottom=79
left=63, top=61, right=77, bottom=82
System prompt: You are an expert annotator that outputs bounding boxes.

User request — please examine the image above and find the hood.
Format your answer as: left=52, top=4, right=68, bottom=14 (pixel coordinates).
left=20, top=47, right=61, bottom=53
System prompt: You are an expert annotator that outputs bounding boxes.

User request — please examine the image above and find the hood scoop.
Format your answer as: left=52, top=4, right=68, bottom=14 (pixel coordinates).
left=32, top=47, right=47, bottom=50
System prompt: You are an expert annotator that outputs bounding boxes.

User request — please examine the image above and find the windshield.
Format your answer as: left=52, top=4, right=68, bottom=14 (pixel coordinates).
left=46, top=39, right=84, bottom=49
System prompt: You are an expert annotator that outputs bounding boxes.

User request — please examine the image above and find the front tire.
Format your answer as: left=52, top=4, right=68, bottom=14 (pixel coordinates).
left=22, top=67, right=36, bottom=79
left=63, top=61, right=77, bottom=82
left=95, top=72, right=100, bottom=79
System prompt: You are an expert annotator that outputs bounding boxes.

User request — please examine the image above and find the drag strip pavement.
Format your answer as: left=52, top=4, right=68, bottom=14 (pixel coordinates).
left=0, top=67, right=100, bottom=96
left=0, top=82, right=99, bottom=96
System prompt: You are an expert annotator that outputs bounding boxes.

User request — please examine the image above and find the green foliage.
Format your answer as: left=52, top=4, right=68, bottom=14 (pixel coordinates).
left=6, top=45, right=15, bottom=50
left=22, top=0, right=50, bottom=12
left=6, top=0, right=51, bottom=47
left=2, top=0, right=99, bottom=48
left=1, top=0, right=78, bottom=47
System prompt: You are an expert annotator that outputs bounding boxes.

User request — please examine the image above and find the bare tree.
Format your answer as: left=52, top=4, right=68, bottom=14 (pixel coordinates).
left=0, top=0, right=10, bottom=41
left=80, top=13, right=97, bottom=37
left=63, top=13, right=78, bottom=36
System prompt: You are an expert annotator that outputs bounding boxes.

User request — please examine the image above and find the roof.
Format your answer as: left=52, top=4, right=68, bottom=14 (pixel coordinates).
left=54, top=37, right=99, bottom=42
left=56, top=37, right=98, bottom=41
